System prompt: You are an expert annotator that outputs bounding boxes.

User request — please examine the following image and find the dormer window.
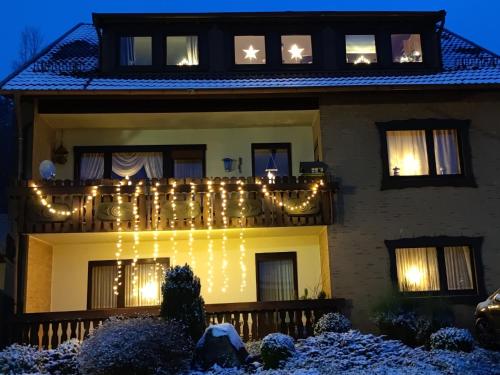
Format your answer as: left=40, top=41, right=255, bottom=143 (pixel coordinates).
left=119, top=36, right=152, bottom=66
left=391, top=34, right=423, bottom=63
left=345, top=34, right=377, bottom=64
left=166, top=36, right=199, bottom=66
left=234, top=35, right=266, bottom=65
left=281, top=35, right=313, bottom=64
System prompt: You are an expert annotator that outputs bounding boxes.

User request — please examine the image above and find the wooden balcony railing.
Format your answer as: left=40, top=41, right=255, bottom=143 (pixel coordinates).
left=10, top=299, right=345, bottom=349
left=10, top=177, right=333, bottom=234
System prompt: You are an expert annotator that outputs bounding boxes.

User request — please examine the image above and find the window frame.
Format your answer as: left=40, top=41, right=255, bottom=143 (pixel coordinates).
left=87, top=257, right=170, bottom=310
left=232, top=34, right=269, bottom=69
left=385, top=236, right=485, bottom=302
left=343, top=33, right=380, bottom=68
left=251, top=142, right=293, bottom=178
left=162, top=32, right=205, bottom=71
left=74, top=144, right=206, bottom=180
left=377, top=119, right=476, bottom=189
left=255, top=252, right=298, bottom=302
left=390, top=33, right=425, bottom=66
left=279, top=34, right=316, bottom=68
left=116, top=33, right=155, bottom=71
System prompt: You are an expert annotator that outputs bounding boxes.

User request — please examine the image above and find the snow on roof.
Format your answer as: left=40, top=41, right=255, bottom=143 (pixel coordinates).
left=1, top=23, right=499, bottom=92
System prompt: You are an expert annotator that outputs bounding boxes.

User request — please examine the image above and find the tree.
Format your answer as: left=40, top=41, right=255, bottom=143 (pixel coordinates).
left=12, top=26, right=44, bottom=70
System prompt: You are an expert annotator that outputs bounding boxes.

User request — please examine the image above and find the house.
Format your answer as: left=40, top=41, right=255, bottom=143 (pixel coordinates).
left=1, top=10, right=500, bottom=348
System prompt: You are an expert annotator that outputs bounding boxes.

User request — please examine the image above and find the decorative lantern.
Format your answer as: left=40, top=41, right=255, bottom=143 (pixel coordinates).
left=392, top=166, right=400, bottom=176
left=222, top=158, right=235, bottom=172
left=265, top=151, right=278, bottom=184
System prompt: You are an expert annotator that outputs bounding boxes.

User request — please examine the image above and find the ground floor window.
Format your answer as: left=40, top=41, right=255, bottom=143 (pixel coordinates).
left=87, top=258, right=169, bottom=309
left=256, top=252, right=298, bottom=301
left=386, top=237, right=483, bottom=297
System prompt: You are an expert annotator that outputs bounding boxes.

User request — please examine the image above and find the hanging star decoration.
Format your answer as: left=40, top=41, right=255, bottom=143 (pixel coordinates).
left=243, top=45, right=259, bottom=61
left=288, top=44, right=304, bottom=62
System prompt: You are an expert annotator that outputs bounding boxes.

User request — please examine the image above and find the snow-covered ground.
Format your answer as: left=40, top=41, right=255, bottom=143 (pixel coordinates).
left=194, top=330, right=500, bottom=375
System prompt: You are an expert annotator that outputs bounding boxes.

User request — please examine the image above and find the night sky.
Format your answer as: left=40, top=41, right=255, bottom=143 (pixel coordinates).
left=1, top=0, right=499, bottom=80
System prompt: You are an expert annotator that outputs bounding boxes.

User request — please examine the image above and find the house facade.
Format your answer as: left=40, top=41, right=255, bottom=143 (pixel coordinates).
left=1, top=10, right=500, bottom=348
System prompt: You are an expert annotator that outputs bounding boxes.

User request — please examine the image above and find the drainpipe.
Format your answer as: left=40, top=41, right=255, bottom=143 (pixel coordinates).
left=14, top=94, right=23, bottom=181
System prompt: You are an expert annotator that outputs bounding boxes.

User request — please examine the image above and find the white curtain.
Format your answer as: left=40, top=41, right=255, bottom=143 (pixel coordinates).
left=259, top=259, right=295, bottom=301
left=120, top=37, right=135, bottom=66
left=90, top=265, right=117, bottom=309
left=186, top=36, right=199, bottom=65
left=112, top=152, right=163, bottom=179
left=387, top=130, right=429, bottom=176
left=125, top=262, right=165, bottom=307
left=433, top=129, right=461, bottom=175
left=396, top=247, right=440, bottom=292
left=80, top=153, right=104, bottom=180
left=174, top=160, right=203, bottom=178
left=444, top=246, right=474, bottom=290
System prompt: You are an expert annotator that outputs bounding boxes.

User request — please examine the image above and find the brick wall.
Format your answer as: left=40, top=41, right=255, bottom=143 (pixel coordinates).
left=319, top=91, right=500, bottom=330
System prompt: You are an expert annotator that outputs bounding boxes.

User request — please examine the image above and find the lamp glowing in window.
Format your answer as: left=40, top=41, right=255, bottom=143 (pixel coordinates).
left=243, top=45, right=260, bottom=61
left=140, top=281, right=159, bottom=302
left=281, top=35, right=312, bottom=64
left=288, top=44, right=304, bottom=61
left=354, top=55, right=371, bottom=65
left=405, top=266, right=423, bottom=286
left=235, top=36, right=266, bottom=65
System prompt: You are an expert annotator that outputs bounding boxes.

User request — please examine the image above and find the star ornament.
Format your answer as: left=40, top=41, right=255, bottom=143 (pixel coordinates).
left=243, top=45, right=259, bottom=61
left=288, top=44, right=304, bottom=61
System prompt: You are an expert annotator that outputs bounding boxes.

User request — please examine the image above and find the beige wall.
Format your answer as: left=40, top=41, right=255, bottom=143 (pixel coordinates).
left=320, top=92, right=500, bottom=330
left=32, top=123, right=314, bottom=180
left=46, top=228, right=325, bottom=312
left=26, top=237, right=53, bottom=313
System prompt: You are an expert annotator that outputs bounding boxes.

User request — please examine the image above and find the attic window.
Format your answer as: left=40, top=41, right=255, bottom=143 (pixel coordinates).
left=281, top=35, right=313, bottom=64
left=166, top=36, right=199, bottom=66
left=120, top=36, right=152, bottom=66
left=345, top=35, right=377, bottom=64
left=392, top=34, right=423, bottom=63
left=234, top=35, right=266, bottom=65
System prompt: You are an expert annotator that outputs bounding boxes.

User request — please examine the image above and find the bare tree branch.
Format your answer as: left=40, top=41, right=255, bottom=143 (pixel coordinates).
left=11, top=26, right=44, bottom=70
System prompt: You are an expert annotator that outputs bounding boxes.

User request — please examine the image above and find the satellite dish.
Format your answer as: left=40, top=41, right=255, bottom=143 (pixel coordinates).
left=39, top=160, right=56, bottom=180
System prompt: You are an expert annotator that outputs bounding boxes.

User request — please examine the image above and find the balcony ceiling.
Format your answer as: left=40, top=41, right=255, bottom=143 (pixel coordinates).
left=39, top=110, right=318, bottom=130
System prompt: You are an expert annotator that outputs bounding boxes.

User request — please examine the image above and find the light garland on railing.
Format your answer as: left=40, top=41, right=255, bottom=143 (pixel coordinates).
left=206, top=180, right=214, bottom=294
left=220, top=181, right=229, bottom=293
left=237, top=180, right=247, bottom=292
left=169, top=182, right=178, bottom=267
left=277, top=180, right=323, bottom=212
left=188, top=181, right=197, bottom=271
left=32, top=185, right=78, bottom=216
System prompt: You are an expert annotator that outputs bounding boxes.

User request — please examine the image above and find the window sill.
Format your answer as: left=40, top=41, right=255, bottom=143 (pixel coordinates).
left=381, top=175, right=477, bottom=190
left=399, top=292, right=483, bottom=305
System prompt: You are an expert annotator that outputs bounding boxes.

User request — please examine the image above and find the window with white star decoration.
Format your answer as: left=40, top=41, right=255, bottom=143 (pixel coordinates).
left=281, top=35, right=313, bottom=64
left=234, top=35, right=266, bottom=64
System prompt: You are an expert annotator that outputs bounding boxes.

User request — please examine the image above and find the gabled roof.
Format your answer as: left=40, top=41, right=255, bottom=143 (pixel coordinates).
left=1, top=23, right=499, bottom=93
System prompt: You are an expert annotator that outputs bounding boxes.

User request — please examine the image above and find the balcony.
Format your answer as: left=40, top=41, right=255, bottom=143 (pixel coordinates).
left=11, top=177, right=333, bottom=234
left=10, top=299, right=346, bottom=349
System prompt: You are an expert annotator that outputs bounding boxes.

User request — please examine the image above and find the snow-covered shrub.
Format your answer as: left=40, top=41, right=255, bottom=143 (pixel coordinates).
left=430, top=327, right=474, bottom=352
left=372, top=311, right=434, bottom=347
left=0, top=343, right=45, bottom=374
left=245, top=340, right=262, bottom=357
left=314, top=312, right=351, bottom=335
left=160, top=264, right=206, bottom=340
left=45, top=339, right=81, bottom=375
left=260, top=333, right=295, bottom=369
left=78, top=316, right=193, bottom=375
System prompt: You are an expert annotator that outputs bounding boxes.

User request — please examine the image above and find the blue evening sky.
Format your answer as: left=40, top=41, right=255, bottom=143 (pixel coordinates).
left=1, top=0, right=499, bottom=80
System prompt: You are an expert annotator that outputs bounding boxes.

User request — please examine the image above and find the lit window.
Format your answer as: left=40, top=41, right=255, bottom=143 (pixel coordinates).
left=166, top=36, right=199, bottom=66
left=433, top=129, right=461, bottom=175
left=234, top=35, right=266, bottom=65
left=396, top=247, right=440, bottom=292
left=444, top=246, right=474, bottom=290
left=387, top=130, right=429, bottom=176
left=281, top=35, right=313, bottom=64
left=252, top=143, right=291, bottom=177
left=392, top=34, right=423, bottom=63
left=345, top=35, right=377, bottom=64
left=256, top=253, right=297, bottom=301
left=120, top=36, right=152, bottom=66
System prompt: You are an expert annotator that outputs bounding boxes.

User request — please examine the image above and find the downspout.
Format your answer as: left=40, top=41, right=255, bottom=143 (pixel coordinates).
left=13, top=94, right=23, bottom=180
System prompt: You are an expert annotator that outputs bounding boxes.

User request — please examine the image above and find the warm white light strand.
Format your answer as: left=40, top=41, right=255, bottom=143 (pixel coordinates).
left=188, top=182, right=196, bottom=271
left=237, top=180, right=247, bottom=292
left=170, top=181, right=178, bottom=266
left=206, top=179, right=214, bottom=294
left=113, top=178, right=126, bottom=296
left=220, top=181, right=229, bottom=293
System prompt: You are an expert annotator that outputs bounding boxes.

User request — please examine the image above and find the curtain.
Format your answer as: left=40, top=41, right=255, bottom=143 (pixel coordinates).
left=433, top=129, right=461, bottom=175
left=80, top=153, right=104, bottom=180
left=444, top=246, right=474, bottom=290
left=90, top=265, right=117, bottom=309
left=258, top=259, right=295, bottom=301
left=185, top=36, right=199, bottom=65
left=396, top=247, right=440, bottom=292
left=125, top=263, right=165, bottom=307
left=174, top=159, right=203, bottom=178
left=387, top=130, right=429, bottom=176
left=112, top=152, right=163, bottom=179
left=120, top=37, right=135, bottom=66
left=254, top=148, right=290, bottom=177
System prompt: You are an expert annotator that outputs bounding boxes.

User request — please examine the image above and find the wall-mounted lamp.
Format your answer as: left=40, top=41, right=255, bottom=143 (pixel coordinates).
left=222, top=157, right=243, bottom=173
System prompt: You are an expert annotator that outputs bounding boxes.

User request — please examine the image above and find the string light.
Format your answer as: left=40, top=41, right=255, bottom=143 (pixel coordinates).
left=32, top=184, right=78, bottom=216
left=188, top=182, right=196, bottom=271
left=151, top=181, right=162, bottom=304
left=237, top=180, right=247, bottom=292
left=206, top=179, right=214, bottom=294
left=277, top=181, right=324, bottom=212
left=113, top=177, right=126, bottom=296
left=130, top=181, right=141, bottom=298
left=220, top=181, right=229, bottom=293
left=169, top=181, right=178, bottom=266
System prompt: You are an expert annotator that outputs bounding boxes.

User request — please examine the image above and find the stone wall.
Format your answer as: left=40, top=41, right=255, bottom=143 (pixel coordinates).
left=319, top=91, right=500, bottom=330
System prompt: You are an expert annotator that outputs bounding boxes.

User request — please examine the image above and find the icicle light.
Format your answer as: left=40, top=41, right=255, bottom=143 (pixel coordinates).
left=237, top=180, right=247, bottom=292
left=130, top=181, right=141, bottom=297
left=188, top=181, right=197, bottom=271
left=220, top=181, right=229, bottom=293
left=206, top=179, right=214, bottom=294
left=169, top=181, right=178, bottom=266
left=113, top=178, right=126, bottom=296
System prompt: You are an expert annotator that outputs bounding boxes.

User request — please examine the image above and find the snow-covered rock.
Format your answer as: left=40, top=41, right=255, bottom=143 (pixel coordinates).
left=194, top=323, right=249, bottom=369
